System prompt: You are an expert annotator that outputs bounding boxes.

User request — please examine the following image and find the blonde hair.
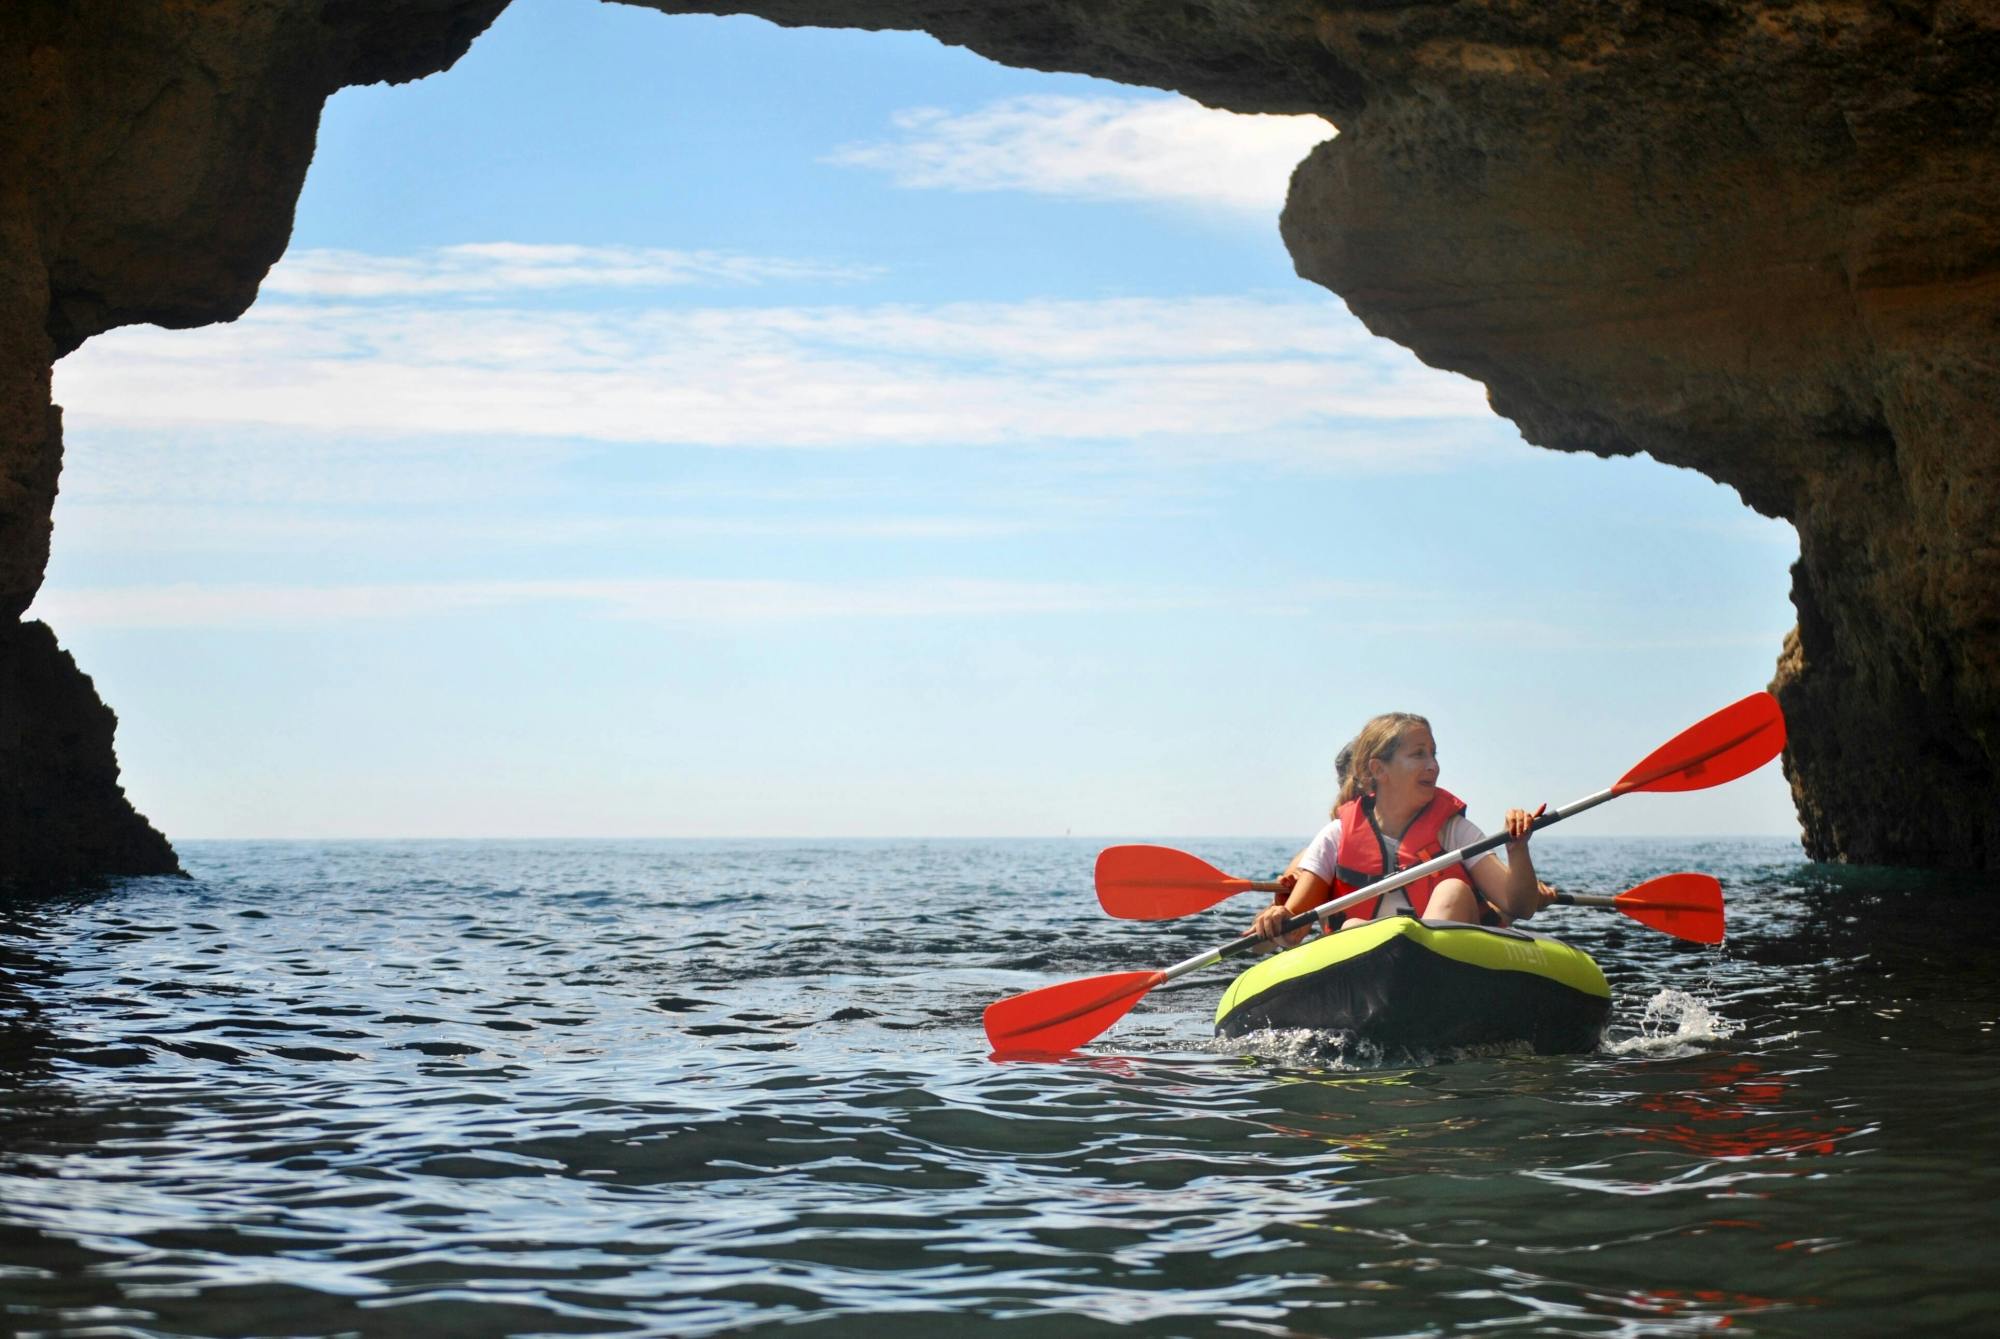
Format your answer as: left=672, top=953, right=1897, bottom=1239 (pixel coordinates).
left=1332, top=712, right=1432, bottom=813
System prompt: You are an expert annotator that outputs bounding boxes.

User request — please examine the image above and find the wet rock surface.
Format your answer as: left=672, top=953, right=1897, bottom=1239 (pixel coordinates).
left=3, top=1, right=1996, bottom=880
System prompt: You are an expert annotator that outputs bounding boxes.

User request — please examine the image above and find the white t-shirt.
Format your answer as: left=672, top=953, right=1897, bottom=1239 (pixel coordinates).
left=1295, top=812, right=1498, bottom=917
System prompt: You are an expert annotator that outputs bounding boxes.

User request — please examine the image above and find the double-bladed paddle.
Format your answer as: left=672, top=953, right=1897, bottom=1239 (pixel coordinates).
left=984, top=691, right=1783, bottom=1056
left=1096, top=690, right=1785, bottom=921
left=1098, top=848, right=1723, bottom=942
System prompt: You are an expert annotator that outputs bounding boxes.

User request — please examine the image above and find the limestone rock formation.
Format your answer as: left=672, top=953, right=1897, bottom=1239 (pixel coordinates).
left=1, top=0, right=508, bottom=885
left=3, top=0, right=1997, bottom=881
left=0, top=620, right=177, bottom=887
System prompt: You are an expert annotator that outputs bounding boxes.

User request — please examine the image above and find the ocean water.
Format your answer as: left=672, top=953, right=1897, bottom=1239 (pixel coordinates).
left=2, top=837, right=1996, bottom=1337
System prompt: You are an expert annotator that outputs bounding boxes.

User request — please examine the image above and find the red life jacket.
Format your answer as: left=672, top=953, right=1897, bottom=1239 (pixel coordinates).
left=1332, top=789, right=1475, bottom=921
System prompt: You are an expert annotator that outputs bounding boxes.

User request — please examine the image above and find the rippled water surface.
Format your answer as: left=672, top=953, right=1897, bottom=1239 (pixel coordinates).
left=3, top=838, right=1997, bottom=1337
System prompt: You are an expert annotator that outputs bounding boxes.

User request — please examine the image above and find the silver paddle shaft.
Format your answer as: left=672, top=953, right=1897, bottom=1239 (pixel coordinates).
left=1155, top=786, right=1619, bottom=984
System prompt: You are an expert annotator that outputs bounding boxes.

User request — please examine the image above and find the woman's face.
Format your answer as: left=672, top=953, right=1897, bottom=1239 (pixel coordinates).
left=1370, top=725, right=1440, bottom=806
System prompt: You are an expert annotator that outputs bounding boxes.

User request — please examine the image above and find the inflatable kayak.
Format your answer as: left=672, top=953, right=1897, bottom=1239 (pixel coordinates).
left=1214, top=916, right=1611, bottom=1054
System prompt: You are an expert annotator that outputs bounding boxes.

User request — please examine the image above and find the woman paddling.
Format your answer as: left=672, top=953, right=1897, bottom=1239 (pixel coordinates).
left=1251, top=712, right=1551, bottom=949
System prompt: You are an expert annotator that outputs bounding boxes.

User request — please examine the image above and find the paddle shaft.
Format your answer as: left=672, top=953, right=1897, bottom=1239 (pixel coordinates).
left=1553, top=891, right=1716, bottom=911
left=1556, top=892, right=1669, bottom=909
left=1149, top=786, right=1620, bottom=988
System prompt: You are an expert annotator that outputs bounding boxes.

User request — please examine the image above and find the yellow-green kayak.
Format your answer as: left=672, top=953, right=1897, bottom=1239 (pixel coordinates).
left=1215, top=916, right=1611, bottom=1054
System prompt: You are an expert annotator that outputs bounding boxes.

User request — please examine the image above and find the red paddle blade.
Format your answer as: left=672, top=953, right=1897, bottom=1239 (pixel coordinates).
left=1614, top=692, right=1786, bottom=795
left=1096, top=845, right=1253, bottom=920
left=983, top=969, right=1165, bottom=1056
left=1614, top=873, right=1726, bottom=944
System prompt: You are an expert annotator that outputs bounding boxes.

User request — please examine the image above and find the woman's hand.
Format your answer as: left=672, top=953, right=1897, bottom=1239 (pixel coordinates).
left=1504, top=803, right=1546, bottom=849
left=1249, top=867, right=1326, bottom=952
left=1250, top=898, right=1309, bottom=952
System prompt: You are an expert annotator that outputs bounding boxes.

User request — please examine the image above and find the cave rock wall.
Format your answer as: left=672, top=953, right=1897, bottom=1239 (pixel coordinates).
left=0, top=0, right=507, bottom=885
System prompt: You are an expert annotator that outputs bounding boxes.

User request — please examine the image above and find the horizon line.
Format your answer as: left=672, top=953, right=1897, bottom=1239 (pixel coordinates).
left=169, top=831, right=1807, bottom=844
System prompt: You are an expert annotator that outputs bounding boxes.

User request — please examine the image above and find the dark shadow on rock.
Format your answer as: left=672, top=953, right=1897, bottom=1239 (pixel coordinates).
left=1, top=621, right=181, bottom=893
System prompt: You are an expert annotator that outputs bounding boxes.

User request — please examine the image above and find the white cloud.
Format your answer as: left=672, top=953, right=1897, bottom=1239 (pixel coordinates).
left=261, top=242, right=876, bottom=300
left=28, top=576, right=1211, bottom=631
left=827, top=94, right=1332, bottom=213
left=55, top=292, right=1491, bottom=453
left=50, top=500, right=1056, bottom=556
left=42, top=418, right=1244, bottom=567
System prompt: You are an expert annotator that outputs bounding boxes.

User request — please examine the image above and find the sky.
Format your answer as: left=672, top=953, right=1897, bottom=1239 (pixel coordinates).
left=31, top=0, right=1803, bottom=841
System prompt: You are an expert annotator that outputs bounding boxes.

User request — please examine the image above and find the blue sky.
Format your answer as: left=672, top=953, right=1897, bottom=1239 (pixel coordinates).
left=33, top=0, right=1801, bottom=840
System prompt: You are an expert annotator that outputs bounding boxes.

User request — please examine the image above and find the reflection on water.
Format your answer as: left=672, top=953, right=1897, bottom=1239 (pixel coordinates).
left=1628, top=1058, right=1858, bottom=1160
left=1, top=837, right=1996, bottom=1336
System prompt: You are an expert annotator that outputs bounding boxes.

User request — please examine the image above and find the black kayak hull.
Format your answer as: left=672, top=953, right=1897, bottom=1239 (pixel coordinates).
left=1214, top=917, right=1611, bottom=1055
